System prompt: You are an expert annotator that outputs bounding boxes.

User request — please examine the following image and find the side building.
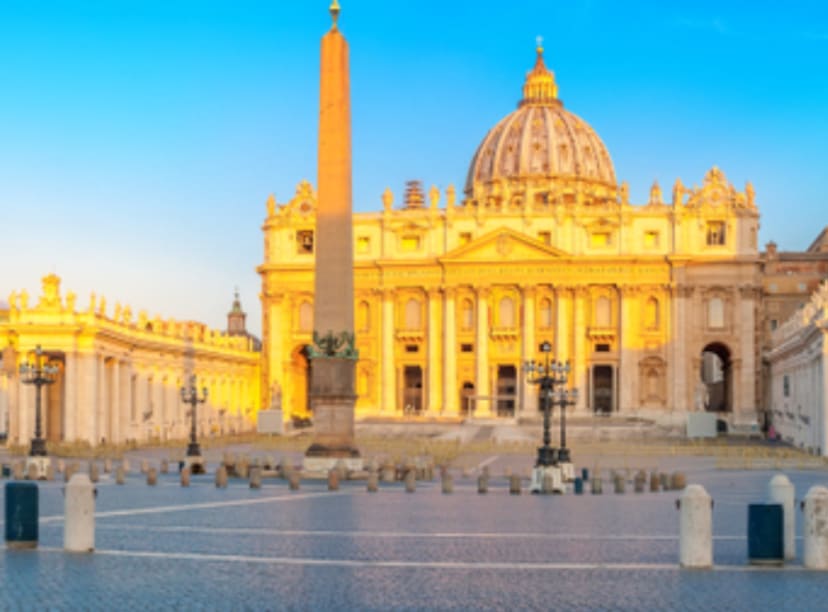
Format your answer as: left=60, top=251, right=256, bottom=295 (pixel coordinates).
left=259, top=47, right=763, bottom=432
left=766, top=281, right=828, bottom=454
left=0, top=274, right=260, bottom=447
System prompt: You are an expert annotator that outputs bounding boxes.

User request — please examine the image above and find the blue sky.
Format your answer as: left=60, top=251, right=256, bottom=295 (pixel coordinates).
left=1, top=1, right=826, bottom=337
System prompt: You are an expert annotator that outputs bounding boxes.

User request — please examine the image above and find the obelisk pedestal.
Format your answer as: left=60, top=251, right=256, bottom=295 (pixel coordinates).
left=303, top=1, right=362, bottom=473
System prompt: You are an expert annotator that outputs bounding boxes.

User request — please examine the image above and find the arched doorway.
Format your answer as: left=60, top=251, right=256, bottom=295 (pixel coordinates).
left=700, top=342, right=731, bottom=412
left=496, top=365, right=516, bottom=417
left=460, top=381, right=474, bottom=416
left=402, top=366, right=423, bottom=415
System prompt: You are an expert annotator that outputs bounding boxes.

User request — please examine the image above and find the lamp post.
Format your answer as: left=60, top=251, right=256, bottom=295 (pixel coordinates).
left=524, top=340, right=579, bottom=491
left=19, top=345, right=59, bottom=458
left=180, top=375, right=207, bottom=468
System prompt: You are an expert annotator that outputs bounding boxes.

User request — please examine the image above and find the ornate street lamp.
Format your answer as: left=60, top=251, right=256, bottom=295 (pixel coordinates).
left=524, top=340, right=578, bottom=492
left=19, top=345, right=59, bottom=459
left=180, top=374, right=208, bottom=473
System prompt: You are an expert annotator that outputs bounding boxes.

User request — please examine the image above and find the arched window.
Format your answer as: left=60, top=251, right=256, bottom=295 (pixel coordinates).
left=461, top=299, right=474, bottom=330
left=357, top=301, right=370, bottom=332
left=539, top=298, right=552, bottom=329
left=404, top=298, right=421, bottom=330
left=499, top=297, right=515, bottom=328
left=298, top=301, right=313, bottom=332
left=708, top=297, right=724, bottom=329
left=595, top=296, right=611, bottom=327
left=645, top=297, right=659, bottom=330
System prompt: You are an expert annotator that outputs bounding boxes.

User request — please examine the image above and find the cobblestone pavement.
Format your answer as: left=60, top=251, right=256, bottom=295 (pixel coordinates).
left=2, top=455, right=828, bottom=610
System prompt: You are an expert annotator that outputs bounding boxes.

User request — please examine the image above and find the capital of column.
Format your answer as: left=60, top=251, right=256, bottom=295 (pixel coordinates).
left=475, top=286, right=491, bottom=300
left=519, top=284, right=537, bottom=299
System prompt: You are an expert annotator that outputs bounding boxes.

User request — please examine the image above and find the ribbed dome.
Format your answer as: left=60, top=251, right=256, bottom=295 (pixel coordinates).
left=464, top=46, right=616, bottom=202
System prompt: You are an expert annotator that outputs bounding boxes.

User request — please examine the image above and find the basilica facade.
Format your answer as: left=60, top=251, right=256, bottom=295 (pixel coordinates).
left=259, top=46, right=763, bottom=432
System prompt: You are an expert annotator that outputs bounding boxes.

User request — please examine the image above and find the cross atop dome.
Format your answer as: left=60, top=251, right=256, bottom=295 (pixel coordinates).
left=521, top=39, right=560, bottom=107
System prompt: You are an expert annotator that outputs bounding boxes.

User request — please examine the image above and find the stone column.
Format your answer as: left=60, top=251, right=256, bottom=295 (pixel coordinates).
left=95, top=355, right=105, bottom=445
left=737, top=286, right=758, bottom=424
left=573, top=287, right=588, bottom=413
left=618, top=286, right=637, bottom=415
left=109, top=360, right=120, bottom=444
left=426, top=288, right=442, bottom=414
left=381, top=289, right=395, bottom=413
left=263, top=294, right=284, bottom=412
left=521, top=285, right=536, bottom=415
left=555, top=287, right=571, bottom=365
left=63, top=352, right=77, bottom=441
left=671, top=285, right=691, bottom=412
left=475, top=287, right=490, bottom=416
left=442, top=288, right=458, bottom=416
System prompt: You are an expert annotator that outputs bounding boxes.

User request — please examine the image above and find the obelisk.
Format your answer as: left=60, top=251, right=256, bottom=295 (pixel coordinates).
left=304, top=0, right=361, bottom=471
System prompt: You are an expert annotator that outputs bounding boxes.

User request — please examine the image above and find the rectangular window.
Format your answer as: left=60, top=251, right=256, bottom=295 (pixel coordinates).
left=591, top=232, right=611, bottom=248
left=595, top=343, right=611, bottom=353
left=401, top=235, right=421, bottom=252
left=460, top=343, right=474, bottom=353
left=644, top=231, right=659, bottom=248
left=770, top=319, right=778, bottom=331
left=706, top=222, right=726, bottom=246
left=296, top=230, right=314, bottom=254
left=783, top=375, right=790, bottom=398
left=405, top=344, right=419, bottom=353
left=356, top=236, right=370, bottom=254
left=538, top=231, right=551, bottom=245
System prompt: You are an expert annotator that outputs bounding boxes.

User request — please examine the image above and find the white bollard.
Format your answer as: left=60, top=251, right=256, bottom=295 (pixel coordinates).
left=64, top=473, right=95, bottom=553
left=678, top=484, right=712, bottom=569
left=768, top=474, right=795, bottom=561
left=803, top=485, right=828, bottom=569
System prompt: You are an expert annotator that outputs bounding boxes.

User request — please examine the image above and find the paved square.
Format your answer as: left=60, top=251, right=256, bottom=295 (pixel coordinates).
left=2, top=452, right=828, bottom=610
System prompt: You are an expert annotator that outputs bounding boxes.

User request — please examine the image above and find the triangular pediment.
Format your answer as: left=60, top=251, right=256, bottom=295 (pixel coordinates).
left=441, top=227, right=570, bottom=263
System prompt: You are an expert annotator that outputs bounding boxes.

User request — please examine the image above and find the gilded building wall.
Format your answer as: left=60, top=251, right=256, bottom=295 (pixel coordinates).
left=0, top=275, right=260, bottom=446
left=258, top=168, right=762, bottom=429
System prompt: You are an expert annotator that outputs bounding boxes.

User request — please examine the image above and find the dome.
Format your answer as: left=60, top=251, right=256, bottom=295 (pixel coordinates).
left=464, top=45, right=616, bottom=204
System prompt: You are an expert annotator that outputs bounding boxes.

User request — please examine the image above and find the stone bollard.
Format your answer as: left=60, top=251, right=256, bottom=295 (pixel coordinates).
left=678, top=484, right=713, bottom=569
left=441, top=472, right=454, bottom=494
left=238, top=459, right=250, bottom=480
left=64, top=473, right=95, bottom=553
left=404, top=470, right=416, bottom=493
left=650, top=472, right=660, bottom=493
left=12, top=462, right=24, bottom=481
left=180, top=467, right=191, bottom=487
left=103, top=458, right=112, bottom=474
left=121, top=458, right=130, bottom=473
left=381, top=463, right=396, bottom=483
left=160, top=459, right=169, bottom=474
left=660, top=473, right=670, bottom=491
left=140, top=460, right=149, bottom=474
left=249, top=467, right=262, bottom=490
left=89, top=463, right=100, bottom=484
left=671, top=472, right=687, bottom=491
left=614, top=474, right=626, bottom=494
left=265, top=455, right=275, bottom=470
left=327, top=469, right=339, bottom=491
left=366, top=471, right=379, bottom=493
left=146, top=467, right=158, bottom=486
left=477, top=473, right=489, bottom=494
left=215, top=465, right=228, bottom=489
left=334, top=459, right=347, bottom=481
left=634, top=471, right=646, bottom=494
left=509, top=474, right=522, bottom=495
left=591, top=477, right=603, bottom=495
left=26, top=463, right=39, bottom=481
left=803, top=485, right=828, bottom=569
left=767, top=474, right=795, bottom=561
left=115, top=466, right=126, bottom=485
left=57, top=459, right=66, bottom=474
left=288, top=472, right=301, bottom=491
left=278, top=458, right=291, bottom=478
